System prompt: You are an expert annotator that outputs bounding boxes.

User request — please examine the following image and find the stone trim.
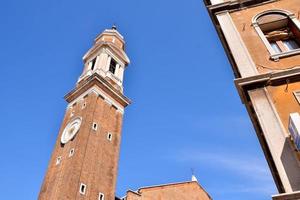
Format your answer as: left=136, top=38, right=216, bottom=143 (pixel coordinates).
left=83, top=42, right=130, bottom=64
left=66, top=73, right=131, bottom=107
left=204, top=0, right=276, bottom=13
left=249, top=88, right=293, bottom=192
left=235, top=68, right=300, bottom=102
left=272, top=190, right=300, bottom=200
left=252, top=9, right=300, bottom=61
left=217, top=12, right=258, bottom=77
left=66, top=86, right=125, bottom=114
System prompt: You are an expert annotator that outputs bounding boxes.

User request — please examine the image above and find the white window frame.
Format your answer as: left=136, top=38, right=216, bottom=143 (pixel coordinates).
left=293, top=91, right=300, bottom=105
left=69, top=148, right=75, bottom=157
left=70, top=110, right=75, bottom=118
left=89, top=56, right=98, bottom=71
left=289, top=113, right=300, bottom=151
left=252, top=9, right=300, bottom=61
left=79, top=183, right=87, bottom=195
left=98, top=192, right=105, bottom=200
left=81, top=101, right=87, bottom=109
left=56, top=156, right=62, bottom=165
left=92, top=122, right=98, bottom=131
left=107, top=132, right=112, bottom=141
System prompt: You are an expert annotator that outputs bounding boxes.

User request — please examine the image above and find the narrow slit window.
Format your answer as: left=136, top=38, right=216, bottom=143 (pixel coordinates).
left=98, top=193, right=105, bottom=200
left=90, top=57, right=97, bottom=70
left=69, top=148, right=75, bottom=157
left=70, top=111, right=75, bottom=118
left=92, top=122, right=98, bottom=131
left=79, top=183, right=86, bottom=195
left=98, top=94, right=105, bottom=100
left=111, top=104, right=118, bottom=110
left=56, top=156, right=62, bottom=165
left=82, top=102, right=86, bottom=109
left=109, top=58, right=117, bottom=74
left=107, top=133, right=112, bottom=141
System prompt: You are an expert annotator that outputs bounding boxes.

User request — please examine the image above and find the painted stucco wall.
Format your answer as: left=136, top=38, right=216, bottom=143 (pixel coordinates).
left=125, top=182, right=211, bottom=200
left=230, top=0, right=300, bottom=74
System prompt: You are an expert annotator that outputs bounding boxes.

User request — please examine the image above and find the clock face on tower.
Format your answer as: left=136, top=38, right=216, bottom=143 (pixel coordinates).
left=61, top=117, right=82, bottom=144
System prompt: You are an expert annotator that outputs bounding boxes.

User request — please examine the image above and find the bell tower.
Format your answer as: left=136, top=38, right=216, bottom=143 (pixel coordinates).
left=38, top=26, right=131, bottom=200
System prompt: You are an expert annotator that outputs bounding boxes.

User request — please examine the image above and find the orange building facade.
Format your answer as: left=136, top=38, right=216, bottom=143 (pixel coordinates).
left=205, top=0, right=300, bottom=199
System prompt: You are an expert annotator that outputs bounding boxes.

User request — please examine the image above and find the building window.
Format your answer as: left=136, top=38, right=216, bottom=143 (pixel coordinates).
left=253, top=10, right=300, bottom=60
left=107, top=133, right=112, bottom=141
left=289, top=113, right=300, bottom=151
left=79, top=183, right=86, bottom=195
left=270, top=42, right=282, bottom=53
left=109, top=58, right=117, bottom=74
left=70, top=110, right=75, bottom=118
left=69, top=148, right=75, bottom=157
left=92, top=122, right=98, bottom=131
left=82, top=102, right=87, bottom=109
left=293, top=91, right=300, bottom=104
left=56, top=156, right=62, bottom=165
left=98, top=193, right=105, bottom=200
left=90, top=57, right=97, bottom=70
left=111, top=104, right=118, bottom=110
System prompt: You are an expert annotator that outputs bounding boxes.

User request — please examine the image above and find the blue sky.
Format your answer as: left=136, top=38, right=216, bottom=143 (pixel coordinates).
left=0, top=0, right=277, bottom=199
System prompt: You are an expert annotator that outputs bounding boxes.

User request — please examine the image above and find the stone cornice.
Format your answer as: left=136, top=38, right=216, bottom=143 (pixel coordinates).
left=65, top=73, right=131, bottom=107
left=204, top=0, right=275, bottom=14
left=83, top=41, right=130, bottom=65
left=203, top=0, right=277, bottom=78
left=235, top=68, right=300, bottom=102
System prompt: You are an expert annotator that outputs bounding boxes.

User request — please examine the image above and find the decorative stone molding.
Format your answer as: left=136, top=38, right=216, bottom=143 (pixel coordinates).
left=252, top=9, right=300, bottom=61
left=66, top=86, right=125, bottom=114
left=217, top=12, right=258, bottom=77
left=272, top=191, right=300, bottom=200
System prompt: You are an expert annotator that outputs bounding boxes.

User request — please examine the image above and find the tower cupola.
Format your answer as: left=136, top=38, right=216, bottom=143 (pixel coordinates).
left=78, top=26, right=130, bottom=92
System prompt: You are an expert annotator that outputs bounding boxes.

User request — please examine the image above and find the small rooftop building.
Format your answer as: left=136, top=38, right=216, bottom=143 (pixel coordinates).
left=121, top=179, right=212, bottom=200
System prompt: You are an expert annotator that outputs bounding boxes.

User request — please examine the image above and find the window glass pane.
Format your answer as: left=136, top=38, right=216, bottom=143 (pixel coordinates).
left=258, top=13, right=288, bottom=33
left=283, top=40, right=300, bottom=51
left=270, top=42, right=282, bottom=53
left=91, top=57, right=97, bottom=70
left=109, top=59, right=117, bottom=74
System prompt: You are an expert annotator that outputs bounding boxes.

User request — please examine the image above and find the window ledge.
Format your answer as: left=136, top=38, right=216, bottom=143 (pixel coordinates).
left=272, top=191, right=300, bottom=200
left=106, top=71, right=122, bottom=85
left=271, top=49, right=300, bottom=61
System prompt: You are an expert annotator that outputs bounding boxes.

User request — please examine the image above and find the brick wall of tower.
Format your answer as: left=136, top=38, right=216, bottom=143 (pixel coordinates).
left=229, top=0, right=300, bottom=74
left=39, top=89, right=124, bottom=200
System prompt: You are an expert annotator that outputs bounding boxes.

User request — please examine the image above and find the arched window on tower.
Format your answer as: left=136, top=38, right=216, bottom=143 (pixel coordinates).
left=252, top=10, right=300, bottom=60
left=109, top=58, right=117, bottom=74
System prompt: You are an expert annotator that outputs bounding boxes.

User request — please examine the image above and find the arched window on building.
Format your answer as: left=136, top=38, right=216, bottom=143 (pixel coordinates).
left=252, top=10, right=300, bottom=60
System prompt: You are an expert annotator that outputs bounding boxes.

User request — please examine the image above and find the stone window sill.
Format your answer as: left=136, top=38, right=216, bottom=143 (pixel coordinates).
left=271, top=49, right=300, bottom=61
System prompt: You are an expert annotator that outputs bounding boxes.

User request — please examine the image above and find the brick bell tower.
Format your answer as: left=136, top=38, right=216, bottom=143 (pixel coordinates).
left=38, top=26, right=131, bottom=200
left=204, top=0, right=300, bottom=199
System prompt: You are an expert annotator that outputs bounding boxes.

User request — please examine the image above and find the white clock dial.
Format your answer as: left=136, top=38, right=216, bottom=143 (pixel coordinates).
left=61, top=117, right=82, bottom=144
